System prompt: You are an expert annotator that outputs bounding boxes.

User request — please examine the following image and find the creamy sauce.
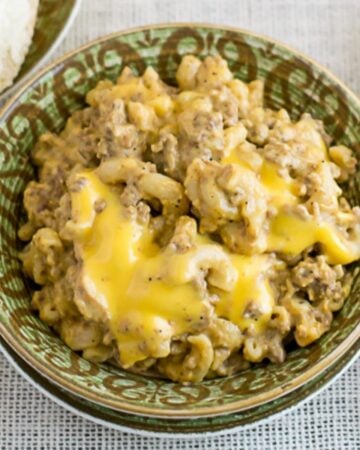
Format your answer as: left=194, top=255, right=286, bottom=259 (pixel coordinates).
left=215, top=254, right=276, bottom=333
left=70, top=172, right=279, bottom=366
left=69, top=166, right=360, bottom=366
left=268, top=212, right=359, bottom=265
left=259, top=161, right=298, bottom=208
left=21, top=53, right=360, bottom=383
left=222, top=146, right=359, bottom=264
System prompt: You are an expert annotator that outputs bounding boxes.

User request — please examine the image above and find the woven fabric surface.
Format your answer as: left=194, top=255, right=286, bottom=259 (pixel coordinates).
left=1, top=0, right=360, bottom=448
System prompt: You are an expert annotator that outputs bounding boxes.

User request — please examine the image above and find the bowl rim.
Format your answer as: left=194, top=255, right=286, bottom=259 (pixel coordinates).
left=0, top=22, right=359, bottom=419
left=0, top=0, right=82, bottom=103
left=0, top=331, right=359, bottom=437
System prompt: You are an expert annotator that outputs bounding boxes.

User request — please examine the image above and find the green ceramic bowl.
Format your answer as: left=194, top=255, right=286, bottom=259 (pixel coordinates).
left=0, top=0, right=81, bottom=102
left=0, top=24, right=359, bottom=422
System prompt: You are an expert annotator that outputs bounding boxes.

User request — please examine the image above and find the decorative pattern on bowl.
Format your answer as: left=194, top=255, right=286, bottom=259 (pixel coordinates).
left=0, top=24, right=359, bottom=419
left=1, top=330, right=359, bottom=435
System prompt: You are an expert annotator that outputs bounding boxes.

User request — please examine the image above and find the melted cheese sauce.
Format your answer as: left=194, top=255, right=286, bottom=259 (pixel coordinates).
left=268, top=212, right=359, bottom=265
left=71, top=172, right=212, bottom=367
left=259, top=161, right=298, bottom=208
left=215, top=255, right=276, bottom=333
left=68, top=101, right=360, bottom=369
left=70, top=172, right=279, bottom=367
left=222, top=146, right=298, bottom=208
left=222, top=145, right=360, bottom=264
left=69, top=158, right=360, bottom=368
left=22, top=54, right=360, bottom=384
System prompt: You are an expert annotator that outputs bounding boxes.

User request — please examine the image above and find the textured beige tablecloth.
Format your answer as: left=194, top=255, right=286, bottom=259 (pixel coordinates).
left=1, top=1, right=359, bottom=449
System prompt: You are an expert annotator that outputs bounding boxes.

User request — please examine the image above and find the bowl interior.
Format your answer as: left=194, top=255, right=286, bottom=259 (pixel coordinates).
left=0, top=24, right=359, bottom=418
left=0, top=0, right=79, bottom=101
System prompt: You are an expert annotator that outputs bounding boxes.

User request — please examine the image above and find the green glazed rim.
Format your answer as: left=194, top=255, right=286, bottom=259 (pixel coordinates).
left=0, top=0, right=81, bottom=102
left=0, top=23, right=359, bottom=419
left=0, top=332, right=358, bottom=436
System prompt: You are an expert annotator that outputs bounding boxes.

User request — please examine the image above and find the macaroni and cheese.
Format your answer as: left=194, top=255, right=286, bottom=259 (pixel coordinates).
left=19, top=55, right=360, bottom=383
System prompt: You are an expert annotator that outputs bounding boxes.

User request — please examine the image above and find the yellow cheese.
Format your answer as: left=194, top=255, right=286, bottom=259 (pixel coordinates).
left=69, top=160, right=359, bottom=368
left=222, top=149, right=297, bottom=208
left=221, top=147, right=359, bottom=264
left=70, top=171, right=211, bottom=367
left=215, top=255, right=276, bottom=332
left=70, top=171, right=277, bottom=367
left=221, top=145, right=246, bottom=166
left=268, top=211, right=360, bottom=265
left=259, top=161, right=298, bottom=208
